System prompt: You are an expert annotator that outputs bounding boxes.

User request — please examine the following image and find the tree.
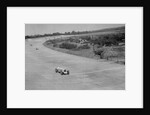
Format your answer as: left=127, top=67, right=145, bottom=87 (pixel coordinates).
left=93, top=48, right=104, bottom=59
left=71, top=31, right=76, bottom=34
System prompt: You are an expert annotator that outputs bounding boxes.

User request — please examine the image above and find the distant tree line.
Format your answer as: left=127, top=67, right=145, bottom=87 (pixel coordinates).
left=25, top=30, right=93, bottom=39
left=25, top=26, right=125, bottom=39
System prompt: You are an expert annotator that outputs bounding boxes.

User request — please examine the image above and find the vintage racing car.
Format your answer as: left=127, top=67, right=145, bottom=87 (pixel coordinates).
left=55, top=67, right=69, bottom=75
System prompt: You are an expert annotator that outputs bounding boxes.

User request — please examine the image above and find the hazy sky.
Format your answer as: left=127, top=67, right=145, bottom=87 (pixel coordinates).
left=25, top=24, right=124, bottom=36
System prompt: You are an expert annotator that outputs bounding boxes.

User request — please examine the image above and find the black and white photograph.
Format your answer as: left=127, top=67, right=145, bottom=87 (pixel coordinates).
left=25, top=24, right=125, bottom=90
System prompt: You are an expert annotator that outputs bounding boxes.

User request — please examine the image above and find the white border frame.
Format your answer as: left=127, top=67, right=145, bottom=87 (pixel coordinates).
left=7, top=7, right=143, bottom=108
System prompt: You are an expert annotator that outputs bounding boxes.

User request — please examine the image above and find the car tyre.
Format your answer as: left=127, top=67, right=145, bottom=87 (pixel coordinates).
left=67, top=71, right=69, bottom=75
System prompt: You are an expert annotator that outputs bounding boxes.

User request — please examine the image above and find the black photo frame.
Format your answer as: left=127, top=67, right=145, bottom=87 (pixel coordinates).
left=1, top=0, right=148, bottom=112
